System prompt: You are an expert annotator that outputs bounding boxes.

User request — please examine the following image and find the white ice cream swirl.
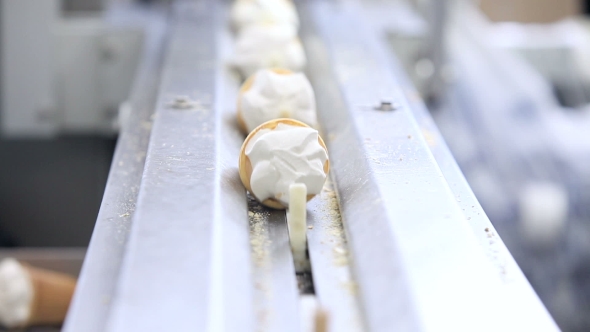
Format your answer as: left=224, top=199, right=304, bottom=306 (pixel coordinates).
left=246, top=123, right=328, bottom=206
left=0, top=258, right=33, bottom=328
left=240, top=69, right=317, bottom=132
left=230, top=0, right=299, bottom=31
left=231, top=25, right=306, bottom=78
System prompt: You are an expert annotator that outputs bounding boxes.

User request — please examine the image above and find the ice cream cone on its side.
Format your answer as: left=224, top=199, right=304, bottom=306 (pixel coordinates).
left=23, top=264, right=76, bottom=327
left=0, top=258, right=76, bottom=329
left=239, top=118, right=329, bottom=209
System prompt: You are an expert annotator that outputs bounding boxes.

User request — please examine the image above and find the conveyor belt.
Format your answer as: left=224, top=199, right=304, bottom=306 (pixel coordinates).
left=64, top=1, right=558, bottom=331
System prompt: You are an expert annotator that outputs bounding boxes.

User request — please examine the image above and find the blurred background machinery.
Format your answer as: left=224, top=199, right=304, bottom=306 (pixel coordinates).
left=1, top=0, right=590, bottom=331
left=0, top=0, right=143, bottom=247
left=386, top=0, right=590, bottom=330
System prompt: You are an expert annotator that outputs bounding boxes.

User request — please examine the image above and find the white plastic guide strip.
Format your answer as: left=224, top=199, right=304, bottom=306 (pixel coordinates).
left=288, top=183, right=309, bottom=272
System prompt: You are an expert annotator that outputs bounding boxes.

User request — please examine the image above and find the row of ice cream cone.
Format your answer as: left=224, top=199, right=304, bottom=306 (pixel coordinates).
left=0, top=1, right=328, bottom=330
left=229, top=0, right=330, bottom=209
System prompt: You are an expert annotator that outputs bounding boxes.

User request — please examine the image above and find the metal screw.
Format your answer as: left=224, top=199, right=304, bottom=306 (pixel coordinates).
left=374, top=101, right=397, bottom=111
left=170, top=95, right=194, bottom=109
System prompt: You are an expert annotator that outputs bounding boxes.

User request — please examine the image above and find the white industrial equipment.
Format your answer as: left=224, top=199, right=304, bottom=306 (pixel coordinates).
left=1, top=0, right=143, bottom=137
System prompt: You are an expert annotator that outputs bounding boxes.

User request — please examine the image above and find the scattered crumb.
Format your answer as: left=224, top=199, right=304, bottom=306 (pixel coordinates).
left=333, top=246, right=348, bottom=266
left=341, top=281, right=358, bottom=295
left=140, top=120, right=152, bottom=130
left=320, top=181, right=353, bottom=268
left=407, top=134, right=412, bottom=139
left=322, top=185, right=334, bottom=193
left=485, top=228, right=490, bottom=232
left=421, top=128, right=436, bottom=147
left=248, top=206, right=271, bottom=268
left=119, top=212, right=130, bottom=218
left=308, top=225, right=314, bottom=229
left=247, top=196, right=273, bottom=331
left=333, top=246, right=346, bottom=254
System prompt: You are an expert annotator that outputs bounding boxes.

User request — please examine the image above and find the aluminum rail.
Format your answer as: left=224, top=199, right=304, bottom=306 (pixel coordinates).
left=63, top=5, right=168, bottom=332
left=103, top=1, right=255, bottom=330
left=300, top=1, right=559, bottom=331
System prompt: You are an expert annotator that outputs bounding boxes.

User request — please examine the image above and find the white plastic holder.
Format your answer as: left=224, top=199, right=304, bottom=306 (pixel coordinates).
left=287, top=183, right=309, bottom=272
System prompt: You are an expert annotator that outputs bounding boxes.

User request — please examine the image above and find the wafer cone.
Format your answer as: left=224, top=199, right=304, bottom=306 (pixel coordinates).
left=237, top=68, right=294, bottom=134
left=239, top=118, right=329, bottom=209
left=22, top=264, right=76, bottom=327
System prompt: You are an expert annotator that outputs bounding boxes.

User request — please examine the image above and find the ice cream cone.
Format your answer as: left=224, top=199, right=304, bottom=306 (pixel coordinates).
left=230, top=0, right=299, bottom=33
left=231, top=24, right=306, bottom=79
left=239, top=118, right=329, bottom=209
left=0, top=258, right=76, bottom=329
left=237, top=68, right=294, bottom=134
left=23, top=264, right=76, bottom=326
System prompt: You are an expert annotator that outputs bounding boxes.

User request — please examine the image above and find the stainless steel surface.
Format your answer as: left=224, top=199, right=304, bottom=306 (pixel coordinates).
left=105, top=1, right=253, bottom=330
left=364, top=0, right=544, bottom=286
left=300, top=5, right=425, bottom=329
left=301, top=1, right=558, bottom=331
left=248, top=198, right=300, bottom=332
left=62, top=5, right=167, bottom=332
